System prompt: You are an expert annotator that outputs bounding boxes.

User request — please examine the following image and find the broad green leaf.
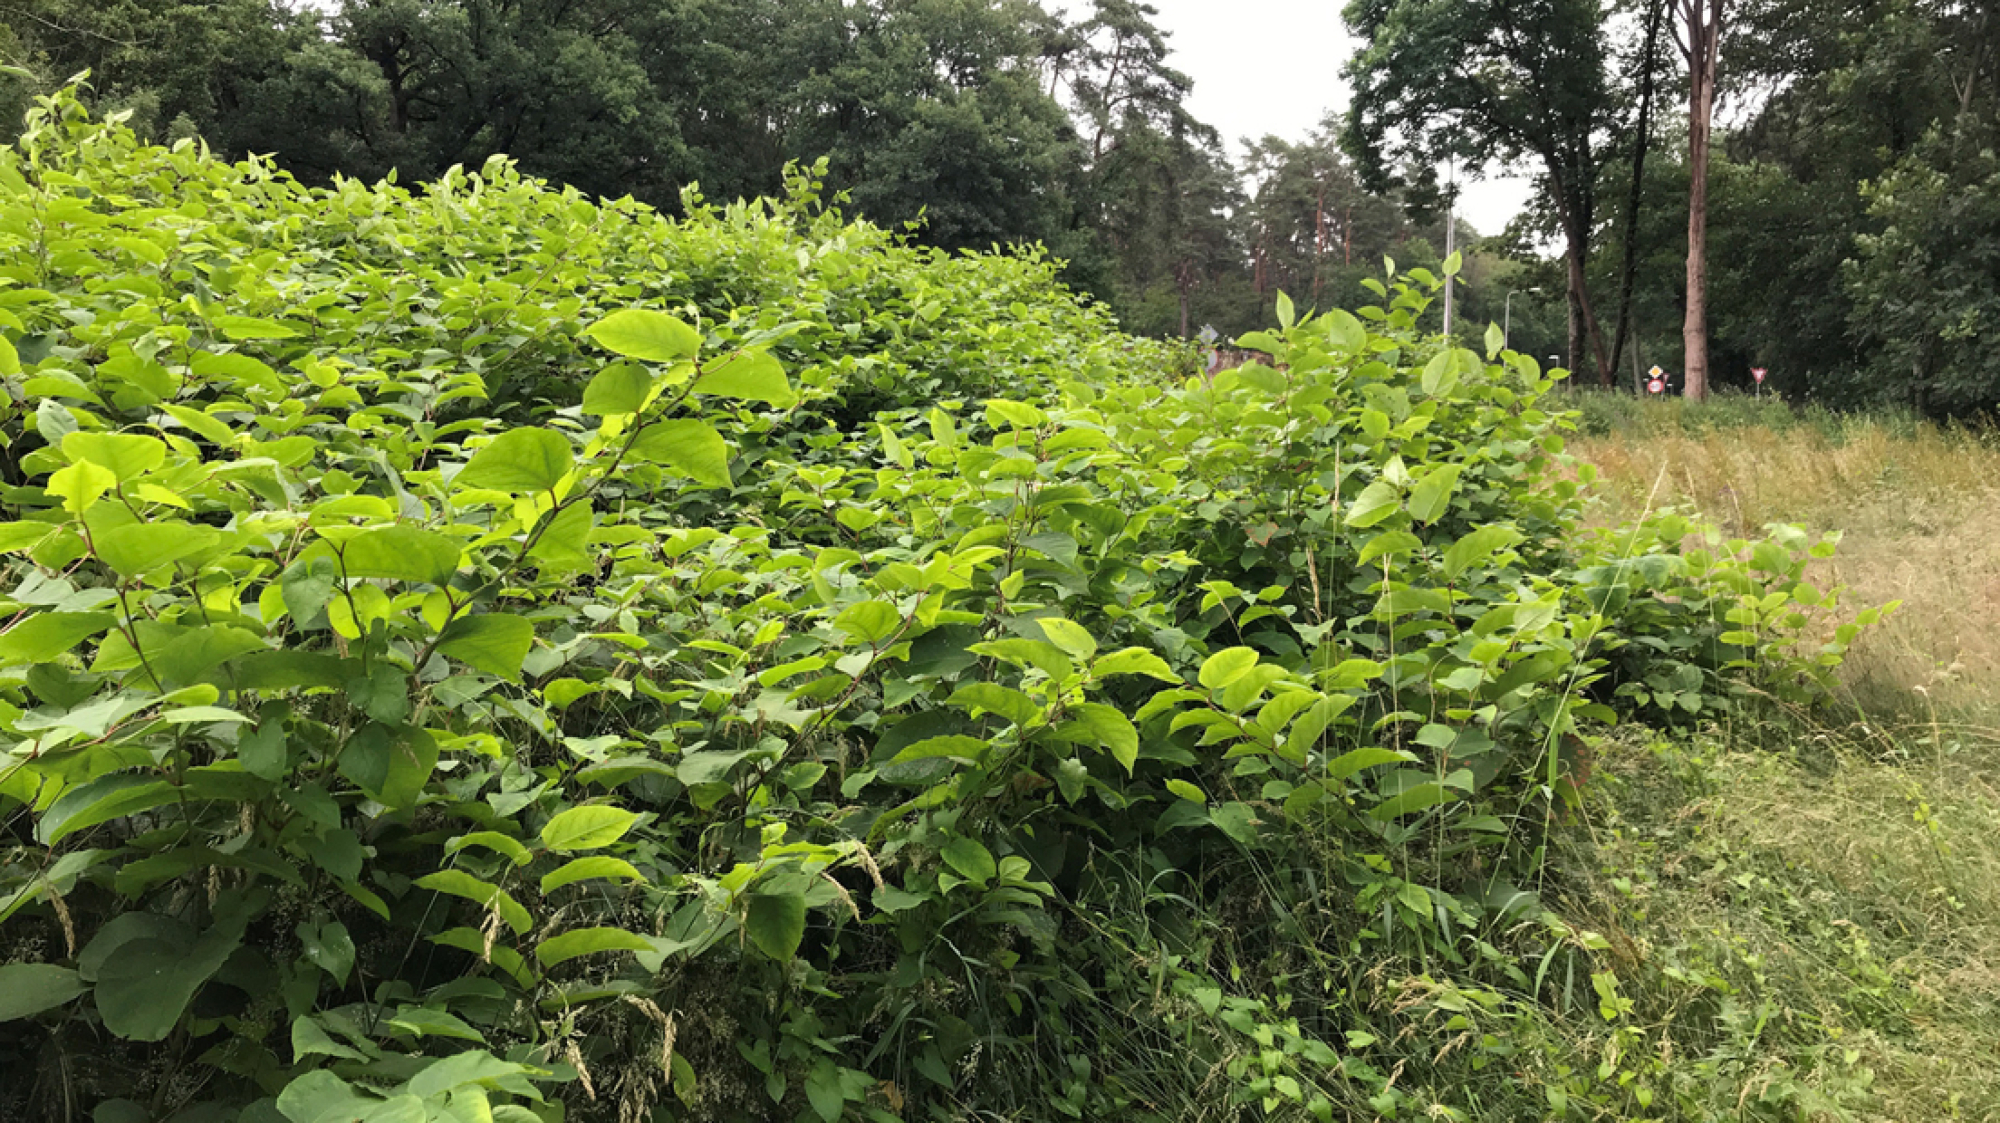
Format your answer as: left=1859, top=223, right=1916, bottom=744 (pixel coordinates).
left=1485, top=321, right=1506, bottom=359
left=1358, top=530, right=1421, bottom=566
left=456, top=428, right=572, bottom=494
left=63, top=432, right=164, bottom=481
left=1328, top=746, right=1420, bottom=781
left=158, top=403, right=236, bottom=446
left=280, top=555, right=340, bottom=623
left=0, top=521, right=54, bottom=553
left=0, top=963, right=85, bottom=1021
left=297, top=920, right=356, bottom=985
left=1165, top=779, right=1206, bottom=803
left=583, top=309, right=702, bottom=362
left=1035, top=617, right=1097, bottom=660
left=377, top=727, right=439, bottom=811
left=540, top=856, right=647, bottom=894
left=1322, top=308, right=1366, bottom=352
left=888, top=735, right=988, bottom=765
left=1370, top=781, right=1453, bottom=820
left=967, top=637, right=1073, bottom=682
left=1347, top=479, right=1402, bottom=528
left=940, top=836, right=997, bottom=884
left=446, top=831, right=533, bottom=866
left=1090, top=647, right=1178, bottom=682
left=0, top=612, right=115, bottom=666
left=834, top=600, right=902, bottom=645
left=211, top=314, right=300, bottom=340
left=95, top=921, right=243, bottom=1041
left=414, top=871, right=531, bottom=935
left=1420, top=351, right=1459, bottom=397
left=1198, top=646, right=1260, bottom=690
left=336, top=525, right=461, bottom=586
left=91, top=521, right=218, bottom=577
left=806, top=1062, right=845, bottom=1123
left=526, top=500, right=595, bottom=575
left=540, top=805, right=642, bottom=852
left=386, top=1006, right=486, bottom=1041
left=47, top=459, right=116, bottom=514
left=191, top=352, right=283, bottom=394
left=1285, top=694, right=1356, bottom=757
left=36, top=775, right=177, bottom=845
left=630, top=418, right=730, bottom=487
left=437, top=614, right=534, bottom=680
left=984, top=398, right=1046, bottom=429
left=744, top=890, right=806, bottom=961
left=407, top=1052, right=541, bottom=1100
left=582, top=362, right=654, bottom=416
left=291, top=1018, right=367, bottom=1062
left=1062, top=702, right=1138, bottom=772
left=1408, top=465, right=1463, bottom=523
left=276, top=1071, right=398, bottom=1123
left=947, top=682, right=1040, bottom=726
left=1442, top=525, right=1524, bottom=580
left=696, top=348, right=794, bottom=406
left=535, top=926, right=652, bottom=967
left=1219, top=664, right=1288, bottom=713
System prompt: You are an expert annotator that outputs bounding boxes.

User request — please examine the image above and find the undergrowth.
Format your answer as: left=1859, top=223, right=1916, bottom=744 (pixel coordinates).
left=0, top=88, right=1916, bottom=1123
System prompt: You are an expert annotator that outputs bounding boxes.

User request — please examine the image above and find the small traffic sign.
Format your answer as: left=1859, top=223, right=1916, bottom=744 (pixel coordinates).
left=1646, top=377, right=1665, bottom=394
left=1648, top=365, right=1664, bottom=377
left=1752, top=367, right=1767, bottom=383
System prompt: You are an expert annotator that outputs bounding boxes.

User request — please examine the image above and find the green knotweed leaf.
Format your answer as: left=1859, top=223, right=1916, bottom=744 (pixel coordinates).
left=744, top=890, right=807, bottom=961
left=583, top=309, right=702, bottom=362
left=456, top=428, right=573, bottom=494
left=630, top=418, right=730, bottom=486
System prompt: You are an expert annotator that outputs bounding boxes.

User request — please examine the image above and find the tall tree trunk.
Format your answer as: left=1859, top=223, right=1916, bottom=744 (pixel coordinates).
left=1610, top=0, right=1666, bottom=392
left=1548, top=177, right=1613, bottom=381
left=1543, top=155, right=1613, bottom=382
left=1177, top=260, right=1193, bottom=339
left=1680, top=0, right=1724, bottom=401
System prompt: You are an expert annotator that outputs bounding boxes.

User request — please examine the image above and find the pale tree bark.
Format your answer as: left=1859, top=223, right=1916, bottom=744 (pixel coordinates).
left=1678, top=0, right=1724, bottom=401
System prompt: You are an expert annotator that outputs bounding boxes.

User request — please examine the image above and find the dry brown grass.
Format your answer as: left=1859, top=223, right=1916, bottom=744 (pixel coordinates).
left=1573, top=419, right=2000, bottom=718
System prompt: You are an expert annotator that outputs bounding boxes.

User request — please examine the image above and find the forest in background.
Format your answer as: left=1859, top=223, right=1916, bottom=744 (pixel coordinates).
left=2, top=0, right=1995, bottom=410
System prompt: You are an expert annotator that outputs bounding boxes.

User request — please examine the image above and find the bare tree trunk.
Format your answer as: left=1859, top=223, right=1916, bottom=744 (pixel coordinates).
left=1545, top=160, right=1614, bottom=382
left=1313, top=180, right=1326, bottom=308
left=1610, top=0, right=1666, bottom=392
left=1177, top=261, right=1193, bottom=338
left=1553, top=199, right=1613, bottom=381
left=1680, top=0, right=1723, bottom=401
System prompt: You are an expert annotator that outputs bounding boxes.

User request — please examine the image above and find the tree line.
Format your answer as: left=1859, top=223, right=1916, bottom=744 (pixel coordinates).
left=1347, top=0, right=2000, bottom=409
left=0, top=0, right=1464, bottom=346
left=4, top=0, right=1994, bottom=411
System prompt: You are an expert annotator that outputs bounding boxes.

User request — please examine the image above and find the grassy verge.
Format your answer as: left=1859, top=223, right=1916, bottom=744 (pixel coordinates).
left=1559, top=722, right=2000, bottom=1121
left=1544, top=394, right=2000, bottom=1121
left=1569, top=393, right=2000, bottom=720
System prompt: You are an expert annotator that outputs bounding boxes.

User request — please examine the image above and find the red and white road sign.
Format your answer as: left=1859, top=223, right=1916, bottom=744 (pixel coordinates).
left=1752, top=367, right=1767, bottom=384
left=1647, top=377, right=1665, bottom=394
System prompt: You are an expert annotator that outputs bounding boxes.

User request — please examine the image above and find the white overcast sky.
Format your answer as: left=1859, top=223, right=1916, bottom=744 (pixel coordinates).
left=1136, top=0, right=1536, bottom=237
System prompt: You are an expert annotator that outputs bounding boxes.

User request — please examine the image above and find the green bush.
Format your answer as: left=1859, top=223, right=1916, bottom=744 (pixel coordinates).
left=0, top=90, right=1880, bottom=1122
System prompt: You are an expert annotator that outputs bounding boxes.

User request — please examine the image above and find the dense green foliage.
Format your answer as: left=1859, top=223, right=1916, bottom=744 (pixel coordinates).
left=7, top=0, right=1998, bottom=410
left=0, top=93, right=1886, bottom=1122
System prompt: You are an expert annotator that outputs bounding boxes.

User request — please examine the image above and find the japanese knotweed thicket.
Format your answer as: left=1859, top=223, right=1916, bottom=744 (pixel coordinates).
left=0, top=91, right=1884, bottom=1122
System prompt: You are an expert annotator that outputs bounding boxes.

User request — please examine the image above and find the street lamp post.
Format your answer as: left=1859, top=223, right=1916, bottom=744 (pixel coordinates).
left=1503, top=287, right=1540, bottom=349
